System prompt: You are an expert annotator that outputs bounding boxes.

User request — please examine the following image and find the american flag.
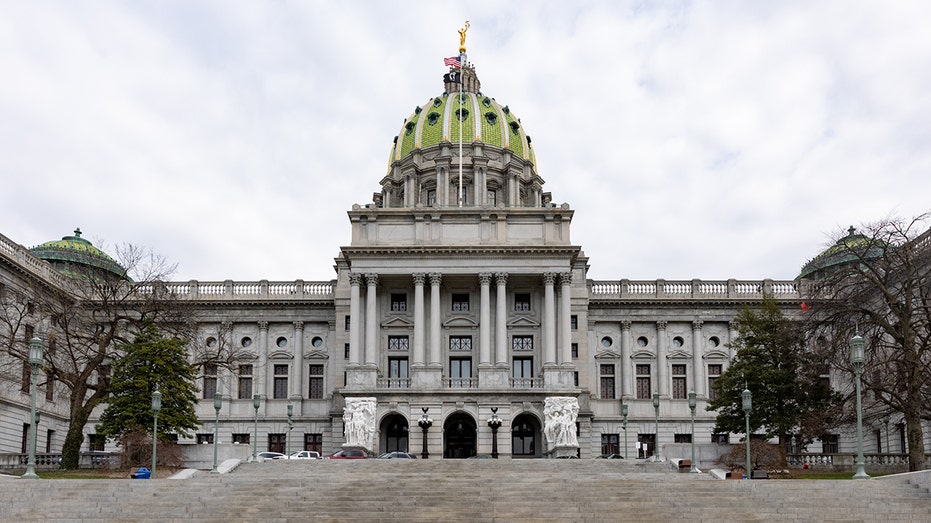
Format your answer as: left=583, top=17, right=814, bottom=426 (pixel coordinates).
left=444, top=56, right=461, bottom=67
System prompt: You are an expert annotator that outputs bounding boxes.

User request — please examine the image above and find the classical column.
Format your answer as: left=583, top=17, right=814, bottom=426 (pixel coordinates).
left=479, top=272, right=492, bottom=365
left=494, top=272, right=508, bottom=365
left=543, top=273, right=557, bottom=366
left=412, top=273, right=426, bottom=367
left=292, top=321, right=304, bottom=398
left=656, top=320, right=668, bottom=397
left=727, top=320, right=739, bottom=368
left=620, top=320, right=632, bottom=398
left=429, top=273, right=442, bottom=366
left=558, top=272, right=572, bottom=365
left=692, top=320, right=704, bottom=397
left=365, top=273, right=379, bottom=366
left=349, top=273, right=363, bottom=366
left=257, top=321, right=269, bottom=398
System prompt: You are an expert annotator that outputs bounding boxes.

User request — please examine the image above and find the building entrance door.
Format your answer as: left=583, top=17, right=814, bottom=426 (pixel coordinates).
left=443, top=413, right=477, bottom=458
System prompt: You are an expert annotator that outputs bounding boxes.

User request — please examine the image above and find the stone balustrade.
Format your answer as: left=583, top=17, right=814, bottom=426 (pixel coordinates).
left=589, top=278, right=804, bottom=300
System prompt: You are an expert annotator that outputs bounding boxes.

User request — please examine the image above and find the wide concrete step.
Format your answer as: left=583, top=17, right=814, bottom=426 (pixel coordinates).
left=1, top=460, right=929, bottom=521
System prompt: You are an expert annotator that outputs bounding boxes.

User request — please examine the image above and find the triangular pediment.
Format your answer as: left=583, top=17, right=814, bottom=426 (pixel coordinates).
left=305, top=350, right=330, bottom=360
left=668, top=350, right=691, bottom=360
left=507, top=317, right=540, bottom=328
left=594, top=350, right=620, bottom=360
left=443, top=316, right=478, bottom=328
left=382, top=317, right=414, bottom=329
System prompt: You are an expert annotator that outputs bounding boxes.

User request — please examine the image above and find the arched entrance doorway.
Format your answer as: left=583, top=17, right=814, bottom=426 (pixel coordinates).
left=511, top=414, right=541, bottom=458
left=443, top=413, right=477, bottom=458
left=380, top=414, right=409, bottom=453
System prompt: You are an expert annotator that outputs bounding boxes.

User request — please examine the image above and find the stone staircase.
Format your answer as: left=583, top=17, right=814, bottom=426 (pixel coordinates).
left=1, top=459, right=929, bottom=522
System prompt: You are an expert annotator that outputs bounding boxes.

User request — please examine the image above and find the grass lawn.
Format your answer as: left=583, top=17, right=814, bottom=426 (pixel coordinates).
left=36, top=467, right=181, bottom=479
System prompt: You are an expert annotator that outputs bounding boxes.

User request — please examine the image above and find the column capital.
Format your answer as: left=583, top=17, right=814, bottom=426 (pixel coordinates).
left=620, top=320, right=631, bottom=331
left=656, top=320, right=668, bottom=331
left=412, top=273, right=426, bottom=286
left=349, top=273, right=364, bottom=286
left=543, top=272, right=557, bottom=286
left=478, top=272, right=493, bottom=286
left=692, top=319, right=704, bottom=330
left=494, top=272, right=508, bottom=286
left=429, top=272, right=442, bottom=286
left=365, top=273, right=379, bottom=286
left=293, top=321, right=304, bottom=331
left=258, top=321, right=269, bottom=331
left=729, top=320, right=739, bottom=331
left=559, top=272, right=572, bottom=285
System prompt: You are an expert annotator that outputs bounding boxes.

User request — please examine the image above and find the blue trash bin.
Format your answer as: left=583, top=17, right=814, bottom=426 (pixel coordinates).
left=131, top=467, right=151, bottom=479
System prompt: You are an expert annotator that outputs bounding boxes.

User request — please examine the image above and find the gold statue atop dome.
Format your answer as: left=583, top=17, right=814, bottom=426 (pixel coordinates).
left=458, top=20, right=470, bottom=53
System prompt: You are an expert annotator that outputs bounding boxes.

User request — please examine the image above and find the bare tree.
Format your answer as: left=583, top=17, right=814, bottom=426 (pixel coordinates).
left=804, top=213, right=931, bottom=471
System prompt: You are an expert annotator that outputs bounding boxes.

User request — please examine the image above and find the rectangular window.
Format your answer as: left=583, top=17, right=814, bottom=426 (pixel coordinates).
left=571, top=343, right=578, bottom=359
left=707, top=364, right=722, bottom=401
left=636, top=364, right=651, bottom=399
left=573, top=371, right=579, bottom=387
left=273, top=364, right=289, bottom=399
left=197, top=434, right=214, bottom=445
left=451, top=293, right=470, bottom=312
left=672, top=364, right=687, bottom=400
left=344, top=315, right=351, bottom=330
left=600, top=364, right=616, bottom=399
left=821, top=434, right=839, bottom=454
left=601, top=433, right=620, bottom=456
left=309, top=364, right=324, bottom=399
left=514, top=293, right=531, bottom=312
left=203, top=364, right=218, bottom=399
left=268, top=433, right=286, bottom=454
left=637, top=433, right=656, bottom=458
left=674, top=433, right=692, bottom=444
left=512, top=335, right=533, bottom=351
left=390, top=293, right=407, bottom=312
left=711, top=433, right=729, bottom=444
left=450, top=336, right=472, bottom=351
left=388, top=358, right=409, bottom=388
left=570, top=315, right=578, bottom=330
left=388, top=335, right=409, bottom=351
left=818, top=365, right=831, bottom=391
left=238, top=364, right=253, bottom=400
left=232, top=433, right=250, bottom=445
left=305, top=433, right=323, bottom=454
left=427, top=189, right=437, bottom=206
left=344, top=343, right=350, bottom=359
left=487, top=189, right=496, bottom=206
left=88, top=434, right=105, bottom=452
left=512, top=357, right=533, bottom=387
left=449, top=357, right=472, bottom=388
left=46, top=429, right=54, bottom=453
left=21, top=361, right=30, bottom=393
left=45, top=374, right=55, bottom=402
left=22, top=424, right=29, bottom=453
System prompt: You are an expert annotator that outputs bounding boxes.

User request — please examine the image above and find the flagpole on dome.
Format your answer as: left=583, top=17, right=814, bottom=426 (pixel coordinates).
left=457, top=20, right=469, bottom=207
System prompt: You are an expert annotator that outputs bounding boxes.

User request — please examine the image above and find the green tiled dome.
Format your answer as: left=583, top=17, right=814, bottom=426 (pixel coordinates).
left=30, top=228, right=127, bottom=280
left=388, top=92, right=537, bottom=170
left=798, top=226, right=886, bottom=280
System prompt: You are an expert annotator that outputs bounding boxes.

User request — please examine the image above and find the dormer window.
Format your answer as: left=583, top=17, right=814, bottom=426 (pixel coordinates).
left=484, top=112, right=497, bottom=125
left=427, top=112, right=440, bottom=125
left=509, top=121, right=520, bottom=134
left=456, top=108, right=469, bottom=122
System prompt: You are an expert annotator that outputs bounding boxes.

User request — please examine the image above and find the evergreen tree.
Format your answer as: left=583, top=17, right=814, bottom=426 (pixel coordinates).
left=707, top=297, right=840, bottom=446
left=97, top=325, right=199, bottom=441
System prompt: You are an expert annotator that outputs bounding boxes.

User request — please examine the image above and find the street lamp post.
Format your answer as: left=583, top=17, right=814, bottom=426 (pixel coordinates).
left=688, top=390, right=697, bottom=473
left=418, top=408, right=433, bottom=459
left=621, top=403, right=629, bottom=460
left=742, top=387, right=752, bottom=479
left=487, top=407, right=502, bottom=459
left=850, top=334, right=870, bottom=479
left=151, top=388, right=161, bottom=479
left=286, top=401, right=294, bottom=459
left=22, top=337, right=44, bottom=479
left=211, top=394, right=222, bottom=474
left=652, top=392, right=662, bottom=461
left=252, top=394, right=261, bottom=462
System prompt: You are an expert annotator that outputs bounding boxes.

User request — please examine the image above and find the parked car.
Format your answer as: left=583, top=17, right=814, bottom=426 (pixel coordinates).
left=286, top=451, right=321, bottom=460
left=257, top=452, right=285, bottom=460
left=377, top=452, right=417, bottom=459
left=325, top=449, right=368, bottom=459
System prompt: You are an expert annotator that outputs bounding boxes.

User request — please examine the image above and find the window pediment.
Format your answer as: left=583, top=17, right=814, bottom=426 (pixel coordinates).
left=594, top=350, right=619, bottom=360
left=507, top=317, right=540, bottom=328
left=703, top=350, right=729, bottom=360
left=269, top=350, right=293, bottom=360
left=667, top=350, right=691, bottom=360
left=305, top=350, right=329, bottom=360
left=630, top=349, right=656, bottom=360
left=382, top=317, right=414, bottom=329
left=443, top=316, right=478, bottom=328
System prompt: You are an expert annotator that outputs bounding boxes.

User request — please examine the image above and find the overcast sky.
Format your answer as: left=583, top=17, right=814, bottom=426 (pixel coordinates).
left=3, top=1, right=930, bottom=283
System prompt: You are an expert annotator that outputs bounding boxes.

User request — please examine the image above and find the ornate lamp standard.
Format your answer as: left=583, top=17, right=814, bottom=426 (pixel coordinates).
left=286, top=401, right=294, bottom=459
left=252, top=394, right=262, bottom=462
left=652, top=392, right=662, bottom=461
left=418, top=408, right=433, bottom=459
left=22, top=337, right=44, bottom=479
left=688, top=390, right=698, bottom=473
left=211, top=394, right=223, bottom=474
left=621, top=402, right=629, bottom=459
left=742, top=387, right=752, bottom=479
left=850, top=333, right=870, bottom=479
left=151, top=388, right=161, bottom=479
left=487, top=408, right=502, bottom=459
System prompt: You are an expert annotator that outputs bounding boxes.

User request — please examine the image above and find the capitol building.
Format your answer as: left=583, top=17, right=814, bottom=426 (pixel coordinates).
left=0, top=43, right=912, bottom=466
